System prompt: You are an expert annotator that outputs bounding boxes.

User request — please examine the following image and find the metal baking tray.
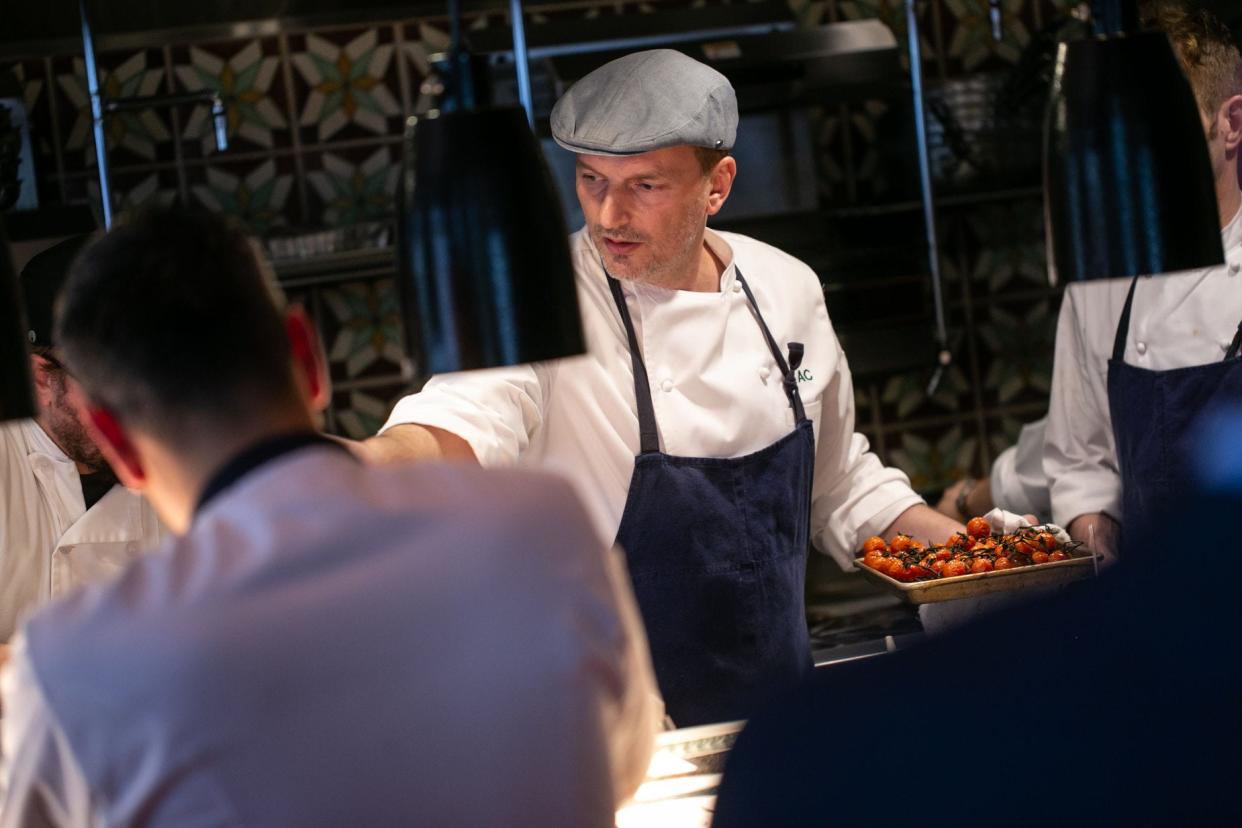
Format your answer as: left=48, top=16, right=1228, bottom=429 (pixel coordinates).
left=854, top=552, right=1100, bottom=605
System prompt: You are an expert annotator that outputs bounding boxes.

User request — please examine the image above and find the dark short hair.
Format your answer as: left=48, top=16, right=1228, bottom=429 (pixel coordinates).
left=693, top=147, right=729, bottom=176
left=1143, top=0, right=1242, bottom=115
left=55, top=207, right=297, bottom=435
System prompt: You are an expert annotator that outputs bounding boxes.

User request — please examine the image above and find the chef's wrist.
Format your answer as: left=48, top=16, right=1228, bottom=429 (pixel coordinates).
left=953, top=479, right=976, bottom=520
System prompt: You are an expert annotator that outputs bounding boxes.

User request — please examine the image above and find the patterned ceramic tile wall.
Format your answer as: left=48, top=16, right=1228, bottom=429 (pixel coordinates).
left=1, top=0, right=1074, bottom=489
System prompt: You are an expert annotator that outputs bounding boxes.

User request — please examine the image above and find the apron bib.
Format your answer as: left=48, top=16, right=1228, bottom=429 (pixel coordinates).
left=608, top=268, right=815, bottom=726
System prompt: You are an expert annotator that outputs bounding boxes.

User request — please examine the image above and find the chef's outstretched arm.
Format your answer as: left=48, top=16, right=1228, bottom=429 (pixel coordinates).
left=881, top=503, right=966, bottom=547
left=352, top=423, right=478, bottom=465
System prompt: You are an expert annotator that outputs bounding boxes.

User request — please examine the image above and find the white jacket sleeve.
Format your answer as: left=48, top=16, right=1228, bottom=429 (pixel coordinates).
left=1044, top=285, right=1123, bottom=526
left=380, top=363, right=547, bottom=466
left=810, top=333, right=923, bottom=569
left=0, top=633, right=91, bottom=828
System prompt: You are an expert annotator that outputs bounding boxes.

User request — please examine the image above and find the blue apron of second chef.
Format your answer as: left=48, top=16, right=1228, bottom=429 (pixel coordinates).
left=1108, top=274, right=1242, bottom=530
left=607, top=267, right=815, bottom=727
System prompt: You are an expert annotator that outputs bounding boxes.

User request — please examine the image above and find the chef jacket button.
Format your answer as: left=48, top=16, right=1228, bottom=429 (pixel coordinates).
left=661, top=378, right=673, bottom=392
left=1223, top=341, right=1232, bottom=352
left=731, top=279, right=742, bottom=293
left=760, top=366, right=771, bottom=381
left=1230, top=260, right=1241, bottom=275
left=1136, top=341, right=1147, bottom=355
left=59, top=544, right=72, bottom=555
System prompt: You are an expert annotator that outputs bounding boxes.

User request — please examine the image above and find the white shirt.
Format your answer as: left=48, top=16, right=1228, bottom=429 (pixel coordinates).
left=0, top=446, right=659, bottom=827
left=0, top=419, right=163, bottom=641
left=383, top=228, right=922, bottom=569
left=1044, top=204, right=1242, bottom=526
left=989, top=417, right=1051, bottom=522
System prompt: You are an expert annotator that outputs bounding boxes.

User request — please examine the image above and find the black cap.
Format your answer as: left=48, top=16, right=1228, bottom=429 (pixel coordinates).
left=18, top=234, right=92, bottom=349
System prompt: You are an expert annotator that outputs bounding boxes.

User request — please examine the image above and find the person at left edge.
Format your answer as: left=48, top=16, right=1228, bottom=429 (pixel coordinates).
left=0, top=236, right=164, bottom=656
left=358, top=49, right=967, bottom=727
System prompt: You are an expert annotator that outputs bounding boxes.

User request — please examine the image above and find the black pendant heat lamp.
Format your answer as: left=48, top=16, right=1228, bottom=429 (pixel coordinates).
left=396, top=0, right=584, bottom=374
left=1044, top=0, right=1225, bottom=284
left=0, top=225, right=36, bottom=422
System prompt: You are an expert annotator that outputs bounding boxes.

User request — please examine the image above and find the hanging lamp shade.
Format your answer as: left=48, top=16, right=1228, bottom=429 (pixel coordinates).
left=396, top=42, right=584, bottom=375
left=1044, top=3, right=1225, bottom=284
left=0, top=226, right=36, bottom=422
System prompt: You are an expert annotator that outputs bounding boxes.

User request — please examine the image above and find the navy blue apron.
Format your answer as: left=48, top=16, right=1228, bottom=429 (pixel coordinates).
left=607, top=268, right=815, bottom=727
left=1107, top=274, right=1242, bottom=526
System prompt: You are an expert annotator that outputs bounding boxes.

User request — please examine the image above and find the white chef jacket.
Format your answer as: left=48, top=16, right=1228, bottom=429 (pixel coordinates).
left=383, top=228, right=922, bottom=569
left=1044, top=203, right=1242, bottom=527
left=0, top=445, right=659, bottom=827
left=989, top=416, right=1051, bottom=522
left=0, top=419, right=163, bottom=642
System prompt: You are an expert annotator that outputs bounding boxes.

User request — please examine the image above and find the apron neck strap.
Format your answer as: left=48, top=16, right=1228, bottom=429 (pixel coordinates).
left=735, top=270, right=808, bottom=423
left=1111, top=274, right=1142, bottom=363
left=605, top=264, right=811, bottom=456
left=607, top=274, right=661, bottom=454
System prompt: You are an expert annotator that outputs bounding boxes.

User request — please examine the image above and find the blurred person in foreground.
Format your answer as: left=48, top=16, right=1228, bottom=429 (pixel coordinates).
left=0, top=207, right=658, bottom=827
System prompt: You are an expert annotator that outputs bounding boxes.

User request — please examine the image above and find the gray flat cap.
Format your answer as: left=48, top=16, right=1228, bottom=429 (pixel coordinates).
left=551, top=49, right=737, bottom=156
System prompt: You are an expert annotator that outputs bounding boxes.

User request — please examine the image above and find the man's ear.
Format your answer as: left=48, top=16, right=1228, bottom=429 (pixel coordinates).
left=705, top=156, right=737, bottom=218
left=286, top=306, right=331, bottom=413
left=83, top=406, right=147, bottom=490
left=29, top=354, right=56, bottom=411
left=1222, top=94, right=1242, bottom=155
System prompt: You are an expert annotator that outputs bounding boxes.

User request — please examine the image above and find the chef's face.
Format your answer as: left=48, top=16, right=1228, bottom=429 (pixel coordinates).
left=575, top=146, right=730, bottom=287
left=32, top=352, right=111, bottom=476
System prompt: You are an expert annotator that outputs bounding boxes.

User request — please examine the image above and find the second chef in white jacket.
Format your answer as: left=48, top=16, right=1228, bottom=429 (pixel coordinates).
left=1045, top=1, right=1242, bottom=555
left=0, top=236, right=163, bottom=646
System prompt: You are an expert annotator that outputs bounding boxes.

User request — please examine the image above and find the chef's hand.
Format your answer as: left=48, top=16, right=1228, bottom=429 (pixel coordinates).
left=935, top=477, right=994, bottom=523
left=1068, top=512, right=1120, bottom=566
left=0, top=643, right=9, bottom=670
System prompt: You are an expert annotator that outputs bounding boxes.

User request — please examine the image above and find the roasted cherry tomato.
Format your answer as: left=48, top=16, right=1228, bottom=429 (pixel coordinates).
left=1037, top=532, right=1059, bottom=552
left=889, top=534, right=914, bottom=553
left=966, top=517, right=991, bottom=539
left=1048, top=550, right=1068, bottom=562
left=970, top=558, right=994, bottom=574
left=1031, top=550, right=1050, bottom=565
left=941, top=559, right=969, bottom=578
left=862, top=536, right=887, bottom=555
left=992, top=556, right=1015, bottom=571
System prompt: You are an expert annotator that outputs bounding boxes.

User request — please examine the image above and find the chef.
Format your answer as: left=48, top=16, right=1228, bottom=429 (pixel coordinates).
left=0, top=236, right=163, bottom=649
left=1045, top=0, right=1242, bottom=556
left=361, top=49, right=964, bottom=726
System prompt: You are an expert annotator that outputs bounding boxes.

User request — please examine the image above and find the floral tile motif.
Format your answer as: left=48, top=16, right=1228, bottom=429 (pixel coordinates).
left=290, top=29, right=402, bottom=143
left=306, top=146, right=398, bottom=227
left=330, top=384, right=411, bottom=440
left=986, top=414, right=1029, bottom=459
left=4, top=61, right=44, bottom=119
left=881, top=363, right=970, bottom=419
left=173, top=41, right=289, bottom=156
left=76, top=167, right=180, bottom=222
left=837, top=0, right=936, bottom=63
left=2, top=61, right=56, bottom=199
left=943, top=0, right=1031, bottom=72
left=55, top=52, right=174, bottom=170
left=189, top=158, right=295, bottom=236
left=978, top=300, right=1055, bottom=404
left=889, top=424, right=979, bottom=494
left=322, top=277, right=404, bottom=380
left=398, top=22, right=451, bottom=115
left=966, top=200, right=1048, bottom=293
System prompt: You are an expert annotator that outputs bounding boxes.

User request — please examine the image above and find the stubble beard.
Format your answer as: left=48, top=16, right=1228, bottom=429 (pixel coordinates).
left=42, top=375, right=113, bottom=481
left=591, top=195, right=709, bottom=289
